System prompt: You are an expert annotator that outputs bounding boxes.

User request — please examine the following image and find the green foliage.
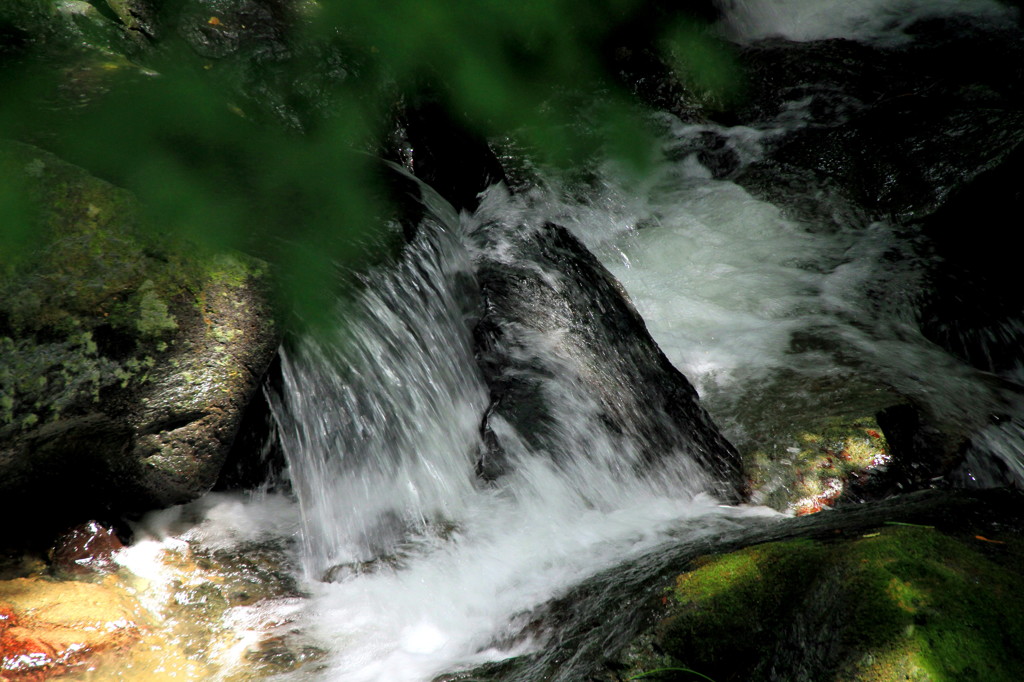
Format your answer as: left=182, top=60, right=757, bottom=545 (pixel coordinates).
left=0, top=0, right=740, bottom=330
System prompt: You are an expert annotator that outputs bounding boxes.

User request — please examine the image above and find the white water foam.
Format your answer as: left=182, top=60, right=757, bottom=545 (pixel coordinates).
left=489, top=114, right=1024, bottom=481
left=717, top=0, right=1016, bottom=45
left=293, top=491, right=772, bottom=682
left=118, top=123, right=1024, bottom=679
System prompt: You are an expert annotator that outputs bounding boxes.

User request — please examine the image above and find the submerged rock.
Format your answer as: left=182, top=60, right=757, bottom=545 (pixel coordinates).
left=0, top=141, right=279, bottom=530
left=471, top=213, right=743, bottom=500
left=0, top=577, right=146, bottom=681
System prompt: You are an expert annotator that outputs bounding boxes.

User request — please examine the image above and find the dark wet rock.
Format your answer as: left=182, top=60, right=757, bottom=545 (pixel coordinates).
left=471, top=217, right=743, bottom=499
left=48, top=521, right=124, bottom=577
left=732, top=19, right=1024, bottom=224
left=174, top=0, right=298, bottom=64
left=727, top=37, right=891, bottom=131
left=397, top=91, right=508, bottom=214
left=321, top=556, right=401, bottom=584
left=214, top=352, right=287, bottom=492
left=443, top=488, right=1024, bottom=682
left=321, top=519, right=459, bottom=583
left=858, top=404, right=968, bottom=496
left=0, top=141, right=279, bottom=532
left=600, top=0, right=724, bottom=122
left=663, top=129, right=743, bottom=179
left=914, top=141, right=1024, bottom=374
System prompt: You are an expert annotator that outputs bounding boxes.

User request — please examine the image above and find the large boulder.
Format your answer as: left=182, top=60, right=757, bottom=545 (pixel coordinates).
left=471, top=210, right=744, bottom=500
left=0, top=141, right=279, bottom=532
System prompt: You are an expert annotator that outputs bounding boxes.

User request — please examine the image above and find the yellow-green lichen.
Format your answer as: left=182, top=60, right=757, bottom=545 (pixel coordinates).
left=744, top=415, right=890, bottom=513
left=0, top=332, right=122, bottom=428
left=135, top=279, right=179, bottom=336
left=0, top=141, right=270, bottom=432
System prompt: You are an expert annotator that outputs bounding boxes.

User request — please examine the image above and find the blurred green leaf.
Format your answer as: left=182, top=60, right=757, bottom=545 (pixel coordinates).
left=1, top=0, right=740, bottom=335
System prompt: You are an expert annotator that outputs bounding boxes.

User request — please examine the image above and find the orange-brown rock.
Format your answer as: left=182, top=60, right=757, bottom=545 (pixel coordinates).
left=0, top=578, right=145, bottom=681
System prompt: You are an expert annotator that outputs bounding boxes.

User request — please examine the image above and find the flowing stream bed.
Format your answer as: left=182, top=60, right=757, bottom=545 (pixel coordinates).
left=107, top=0, right=1024, bottom=680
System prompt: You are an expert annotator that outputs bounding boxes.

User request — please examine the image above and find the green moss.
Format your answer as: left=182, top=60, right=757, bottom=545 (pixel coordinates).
left=744, top=415, right=890, bottom=513
left=0, top=0, right=147, bottom=62
left=0, top=141, right=271, bottom=433
left=844, top=529, right=1024, bottom=681
left=654, top=539, right=827, bottom=680
left=1, top=141, right=198, bottom=338
left=204, top=251, right=268, bottom=289
left=0, top=332, right=123, bottom=428
left=644, top=527, right=1024, bottom=682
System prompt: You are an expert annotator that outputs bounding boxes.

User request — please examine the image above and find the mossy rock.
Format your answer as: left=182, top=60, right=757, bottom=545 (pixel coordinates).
left=0, top=140, right=279, bottom=531
left=744, top=414, right=892, bottom=514
left=704, top=370, right=975, bottom=513
left=623, top=525, right=1024, bottom=682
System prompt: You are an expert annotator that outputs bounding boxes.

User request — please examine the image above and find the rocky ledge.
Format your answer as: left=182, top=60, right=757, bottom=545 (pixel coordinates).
left=0, top=140, right=279, bottom=534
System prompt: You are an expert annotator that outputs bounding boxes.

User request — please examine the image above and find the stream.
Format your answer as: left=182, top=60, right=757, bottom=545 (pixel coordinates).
left=113, top=0, right=1024, bottom=679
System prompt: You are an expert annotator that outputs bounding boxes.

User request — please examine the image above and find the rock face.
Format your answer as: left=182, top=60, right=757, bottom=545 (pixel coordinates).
left=392, top=91, right=744, bottom=498
left=0, top=141, right=279, bottom=530
left=48, top=521, right=124, bottom=577
left=734, top=30, right=1024, bottom=224
left=471, top=214, right=744, bottom=499
left=617, top=520, right=1024, bottom=682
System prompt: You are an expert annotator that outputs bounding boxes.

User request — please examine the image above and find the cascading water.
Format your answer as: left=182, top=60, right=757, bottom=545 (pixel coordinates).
left=262, top=174, right=764, bottom=681
left=269, top=197, right=489, bottom=581
left=111, top=1, right=1024, bottom=679
left=268, top=110, right=1022, bottom=682
left=717, top=0, right=1015, bottom=44
left=521, top=120, right=1024, bottom=485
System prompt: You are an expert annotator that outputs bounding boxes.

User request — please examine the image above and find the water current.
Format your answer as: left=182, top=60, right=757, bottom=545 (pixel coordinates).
left=114, top=1, right=1024, bottom=679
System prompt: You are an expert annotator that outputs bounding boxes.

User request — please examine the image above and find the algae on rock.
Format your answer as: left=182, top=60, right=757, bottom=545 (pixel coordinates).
left=622, top=526, right=1024, bottom=682
left=0, top=139, right=279, bottom=528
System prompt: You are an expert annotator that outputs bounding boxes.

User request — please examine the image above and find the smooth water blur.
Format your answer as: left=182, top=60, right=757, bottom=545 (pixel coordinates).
left=259, top=174, right=768, bottom=681
left=116, top=120, right=1024, bottom=681
left=508, top=115, right=1024, bottom=485
left=270, top=206, right=488, bottom=581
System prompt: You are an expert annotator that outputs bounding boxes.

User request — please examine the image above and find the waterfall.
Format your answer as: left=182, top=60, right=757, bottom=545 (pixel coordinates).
left=261, top=172, right=763, bottom=681
left=270, top=196, right=488, bottom=581
left=261, top=132, right=1024, bottom=677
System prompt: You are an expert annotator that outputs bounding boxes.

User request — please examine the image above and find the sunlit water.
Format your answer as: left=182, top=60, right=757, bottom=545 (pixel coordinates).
left=112, top=2, right=1024, bottom=679
left=717, top=0, right=1016, bottom=44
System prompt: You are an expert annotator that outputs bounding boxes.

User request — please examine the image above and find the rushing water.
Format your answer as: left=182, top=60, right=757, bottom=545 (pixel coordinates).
left=258, top=172, right=777, bottom=681
left=112, top=2, right=1024, bottom=679
left=718, top=0, right=1015, bottom=44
